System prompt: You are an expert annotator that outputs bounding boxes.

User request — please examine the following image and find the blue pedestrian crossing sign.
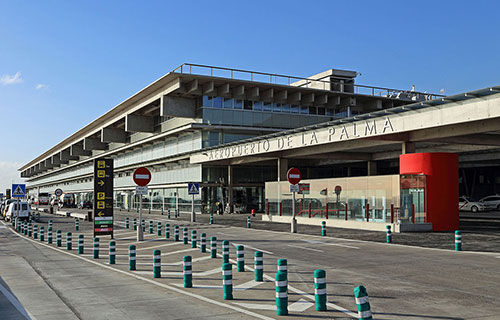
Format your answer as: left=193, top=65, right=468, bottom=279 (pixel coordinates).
left=12, top=184, right=26, bottom=198
left=188, top=183, right=200, bottom=195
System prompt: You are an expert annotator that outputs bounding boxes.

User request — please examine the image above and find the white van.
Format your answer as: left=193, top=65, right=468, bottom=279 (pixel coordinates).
left=5, top=201, right=31, bottom=221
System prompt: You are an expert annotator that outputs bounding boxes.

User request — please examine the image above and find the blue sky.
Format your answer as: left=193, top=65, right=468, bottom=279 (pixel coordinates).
left=0, top=0, right=499, bottom=192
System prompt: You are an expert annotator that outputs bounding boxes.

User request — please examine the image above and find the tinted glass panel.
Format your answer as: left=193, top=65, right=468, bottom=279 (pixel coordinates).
left=223, top=98, right=233, bottom=109
left=244, top=100, right=253, bottom=110
left=282, top=104, right=290, bottom=113
left=318, top=107, right=325, bottom=115
left=300, top=106, right=309, bottom=114
left=253, top=101, right=263, bottom=111
left=273, top=103, right=281, bottom=112
left=326, top=108, right=334, bottom=116
left=263, top=102, right=272, bottom=111
left=291, top=105, right=299, bottom=113
left=234, top=99, right=243, bottom=109
left=203, top=96, right=213, bottom=107
left=213, top=97, right=223, bottom=108
left=309, top=107, right=317, bottom=114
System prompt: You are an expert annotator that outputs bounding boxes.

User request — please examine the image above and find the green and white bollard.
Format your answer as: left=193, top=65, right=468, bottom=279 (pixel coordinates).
left=210, top=237, right=217, bottom=258
left=174, top=225, right=179, bottom=241
left=93, top=237, right=100, bottom=259
left=167, top=209, right=171, bottom=219
left=314, top=269, right=327, bottom=311
left=222, top=263, right=233, bottom=300
left=47, top=228, right=53, bottom=244
left=183, top=227, right=188, bottom=244
left=209, top=213, right=213, bottom=225
left=20, top=222, right=24, bottom=234
left=222, top=240, right=229, bottom=264
left=48, top=220, right=53, bottom=230
left=354, top=285, right=372, bottom=320
left=321, top=221, right=326, bottom=236
left=66, top=232, right=72, bottom=250
left=386, top=225, right=392, bottom=243
left=33, top=224, right=38, bottom=239
left=129, top=245, right=136, bottom=271
left=153, top=249, right=161, bottom=278
left=75, top=218, right=79, bottom=231
left=277, top=259, right=287, bottom=278
left=247, top=216, right=251, bottom=228
left=78, top=235, right=84, bottom=254
left=28, top=223, right=32, bottom=237
left=237, top=245, right=244, bottom=272
left=148, top=205, right=151, bottom=215
left=200, top=233, right=206, bottom=253
left=161, top=206, right=164, bottom=216
left=157, top=221, right=162, bottom=236
left=133, top=218, right=137, bottom=230
left=165, top=223, right=170, bottom=239
left=56, top=230, right=62, bottom=247
left=125, top=217, right=129, bottom=229
left=39, top=226, right=45, bottom=242
left=254, top=251, right=263, bottom=281
left=175, top=209, right=179, bottom=218
left=183, top=256, right=192, bottom=288
left=109, top=240, right=116, bottom=264
left=149, top=220, right=153, bottom=234
left=455, top=230, right=462, bottom=251
left=275, top=271, right=288, bottom=316
left=141, top=219, right=145, bottom=232
left=191, top=230, right=197, bottom=248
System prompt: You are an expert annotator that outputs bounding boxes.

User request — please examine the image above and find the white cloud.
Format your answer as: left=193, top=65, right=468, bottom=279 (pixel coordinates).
left=35, top=83, right=48, bottom=90
left=0, top=161, right=25, bottom=195
left=0, top=72, right=23, bottom=85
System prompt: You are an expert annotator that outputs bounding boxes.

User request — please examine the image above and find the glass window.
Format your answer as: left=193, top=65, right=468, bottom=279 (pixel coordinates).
left=253, top=101, right=263, bottom=111
left=234, top=99, right=243, bottom=109
left=223, top=98, right=233, bottom=109
left=244, top=100, right=253, bottom=110
left=326, top=108, right=334, bottom=116
left=318, top=107, right=326, bottom=115
left=273, top=103, right=281, bottom=112
left=281, top=104, right=290, bottom=113
left=263, top=102, right=272, bottom=112
left=203, top=96, right=213, bottom=107
left=300, top=106, right=309, bottom=114
left=291, top=105, right=299, bottom=113
left=309, top=106, right=317, bottom=115
left=213, top=96, right=223, bottom=108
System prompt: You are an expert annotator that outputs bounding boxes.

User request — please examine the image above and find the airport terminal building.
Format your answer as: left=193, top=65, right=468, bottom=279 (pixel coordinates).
left=18, top=63, right=500, bottom=231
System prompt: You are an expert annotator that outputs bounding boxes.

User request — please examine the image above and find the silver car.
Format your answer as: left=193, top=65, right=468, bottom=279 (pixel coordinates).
left=478, top=195, right=500, bottom=211
left=459, top=196, right=486, bottom=213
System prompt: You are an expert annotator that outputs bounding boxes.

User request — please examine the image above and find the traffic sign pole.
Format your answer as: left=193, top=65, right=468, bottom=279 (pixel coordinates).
left=137, top=195, right=144, bottom=241
left=191, top=194, right=195, bottom=223
left=133, top=167, right=151, bottom=242
left=287, top=168, right=301, bottom=234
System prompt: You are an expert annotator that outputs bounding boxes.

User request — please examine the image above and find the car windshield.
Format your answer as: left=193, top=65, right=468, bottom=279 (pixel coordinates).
left=462, top=196, right=477, bottom=202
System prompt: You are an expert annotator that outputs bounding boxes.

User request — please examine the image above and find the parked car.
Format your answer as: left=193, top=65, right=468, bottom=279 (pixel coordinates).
left=1, top=199, right=16, bottom=219
left=459, top=196, right=486, bottom=213
left=4, top=201, right=31, bottom=222
left=479, top=195, right=500, bottom=211
left=78, top=200, right=92, bottom=209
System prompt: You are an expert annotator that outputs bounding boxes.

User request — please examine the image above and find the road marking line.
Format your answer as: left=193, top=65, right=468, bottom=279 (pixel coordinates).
left=197, top=267, right=222, bottom=276
left=170, top=256, right=211, bottom=265
left=172, top=283, right=222, bottom=289
left=289, top=298, right=314, bottom=312
left=3, top=222, right=274, bottom=320
left=302, top=239, right=360, bottom=249
left=287, top=244, right=324, bottom=252
left=0, top=280, right=35, bottom=320
left=136, top=248, right=197, bottom=258
left=232, top=243, right=274, bottom=255
left=234, top=280, right=266, bottom=290
left=136, top=242, right=183, bottom=251
left=232, top=302, right=275, bottom=311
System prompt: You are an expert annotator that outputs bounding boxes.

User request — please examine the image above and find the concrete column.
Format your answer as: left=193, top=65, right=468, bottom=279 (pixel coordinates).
left=402, top=142, right=416, bottom=154
left=277, top=158, right=288, bottom=182
left=228, top=165, right=233, bottom=213
left=367, top=161, right=377, bottom=176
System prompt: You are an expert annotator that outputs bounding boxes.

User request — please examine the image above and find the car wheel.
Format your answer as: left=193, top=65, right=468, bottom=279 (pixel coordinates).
left=471, top=206, right=478, bottom=213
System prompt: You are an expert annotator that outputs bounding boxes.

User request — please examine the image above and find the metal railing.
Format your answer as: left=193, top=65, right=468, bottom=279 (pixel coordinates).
left=172, top=63, right=444, bottom=101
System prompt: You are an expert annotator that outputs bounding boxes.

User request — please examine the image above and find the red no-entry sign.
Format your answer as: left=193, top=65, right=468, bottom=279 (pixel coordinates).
left=133, top=167, right=151, bottom=186
left=287, top=167, right=301, bottom=185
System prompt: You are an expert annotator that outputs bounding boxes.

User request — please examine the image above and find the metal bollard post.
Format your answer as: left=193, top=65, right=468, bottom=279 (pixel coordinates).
left=129, top=245, right=136, bottom=270
left=174, top=225, right=179, bottom=241
left=149, top=220, right=153, bottom=234
left=93, top=237, right=100, bottom=259
left=133, top=218, right=137, bottom=230
left=78, top=235, right=84, bottom=254
left=141, top=219, right=145, bottom=232
left=237, top=245, right=244, bottom=272
left=161, top=206, right=164, bottom=216
left=48, top=228, right=53, bottom=244
left=48, top=220, right=53, bottom=230
left=56, top=230, right=62, bottom=247
left=386, top=225, right=392, bottom=243
left=321, top=221, right=326, bottom=236
left=167, top=209, right=171, bottom=219
left=277, top=259, right=287, bottom=278
left=209, top=213, right=213, bottom=225
left=125, top=217, right=129, bottom=229
left=75, top=218, right=79, bottom=231
left=200, top=233, right=206, bottom=253
left=66, top=232, right=72, bottom=250
left=314, top=269, right=327, bottom=311
left=222, top=240, right=229, bottom=264
left=191, top=230, right=197, bottom=248
left=157, top=221, right=162, bottom=236
left=247, top=216, right=251, bottom=228
left=153, top=249, right=161, bottom=278
left=210, top=236, right=217, bottom=258
left=148, top=205, right=151, bottom=215
left=183, top=256, right=192, bottom=288
left=165, top=223, right=170, bottom=239
left=275, top=271, right=288, bottom=316
left=28, top=223, right=32, bottom=237
left=33, top=224, right=38, bottom=239
left=455, top=230, right=462, bottom=251
left=222, top=263, right=233, bottom=300
left=254, top=251, right=263, bottom=281
left=109, top=240, right=116, bottom=264
left=354, top=285, right=372, bottom=320
left=183, top=227, right=188, bottom=244
left=40, top=226, right=45, bottom=242
left=176, top=209, right=179, bottom=218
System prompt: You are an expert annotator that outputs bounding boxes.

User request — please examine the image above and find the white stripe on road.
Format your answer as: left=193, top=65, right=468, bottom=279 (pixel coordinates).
left=136, top=242, right=183, bottom=251
left=234, top=280, right=266, bottom=290
left=232, top=243, right=274, bottom=255
left=287, top=244, right=324, bottom=253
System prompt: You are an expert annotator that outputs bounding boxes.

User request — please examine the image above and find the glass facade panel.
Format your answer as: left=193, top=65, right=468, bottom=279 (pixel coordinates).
left=213, top=96, right=223, bottom=108
left=263, top=102, right=272, bottom=112
left=253, top=101, right=262, bottom=111
left=273, top=103, right=281, bottom=112
left=300, top=106, right=309, bottom=114
left=234, top=99, right=243, bottom=109
left=291, top=105, right=299, bottom=113
left=223, top=98, right=234, bottom=109
left=282, top=104, right=290, bottom=113
left=203, top=96, right=213, bottom=107
left=244, top=100, right=253, bottom=110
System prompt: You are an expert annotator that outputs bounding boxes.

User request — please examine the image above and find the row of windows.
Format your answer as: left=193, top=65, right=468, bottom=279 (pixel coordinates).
left=202, top=96, right=339, bottom=116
